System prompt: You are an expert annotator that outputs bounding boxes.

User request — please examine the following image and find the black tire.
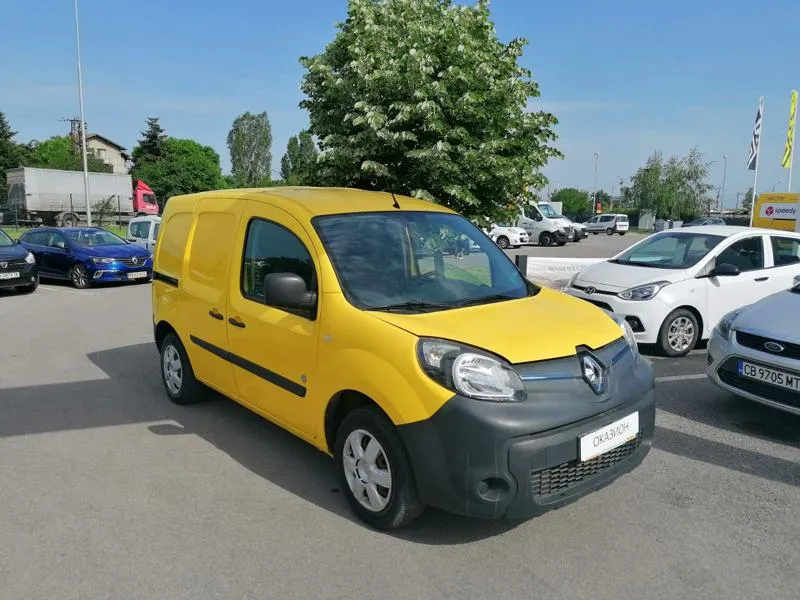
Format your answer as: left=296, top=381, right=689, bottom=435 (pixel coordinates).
left=592, top=231, right=599, bottom=235
left=159, top=333, right=207, bottom=405
left=496, top=236, right=510, bottom=249
left=69, top=264, right=91, bottom=289
left=63, top=214, right=78, bottom=227
left=658, top=309, right=699, bottom=357
left=619, top=232, right=626, bottom=236
left=606, top=228, right=614, bottom=235
left=17, top=274, right=39, bottom=294
left=539, top=232, right=553, bottom=247
left=556, top=240, right=567, bottom=246
left=335, top=407, right=425, bottom=530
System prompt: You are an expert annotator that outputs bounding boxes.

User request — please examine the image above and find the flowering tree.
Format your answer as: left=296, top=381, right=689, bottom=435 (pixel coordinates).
left=300, top=0, right=560, bottom=222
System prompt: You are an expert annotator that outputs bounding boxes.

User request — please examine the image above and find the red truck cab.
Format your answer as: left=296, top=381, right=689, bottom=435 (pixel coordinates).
left=133, top=180, right=160, bottom=216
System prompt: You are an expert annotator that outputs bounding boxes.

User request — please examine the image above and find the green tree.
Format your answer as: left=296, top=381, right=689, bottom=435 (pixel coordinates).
left=280, top=130, right=319, bottom=185
left=132, top=138, right=224, bottom=203
left=131, top=117, right=167, bottom=167
left=227, top=111, right=272, bottom=187
left=742, top=187, right=754, bottom=212
left=299, top=0, right=560, bottom=222
left=551, top=187, right=590, bottom=219
left=24, top=136, right=112, bottom=173
left=0, top=113, right=27, bottom=200
left=628, top=148, right=712, bottom=219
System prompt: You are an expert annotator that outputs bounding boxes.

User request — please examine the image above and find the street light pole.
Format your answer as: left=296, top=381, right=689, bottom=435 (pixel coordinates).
left=772, top=179, right=783, bottom=192
left=720, top=154, right=727, bottom=213
left=591, top=152, right=599, bottom=213
left=73, top=0, right=91, bottom=226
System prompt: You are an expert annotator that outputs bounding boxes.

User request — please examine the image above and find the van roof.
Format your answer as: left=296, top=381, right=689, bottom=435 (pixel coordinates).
left=167, top=187, right=453, bottom=219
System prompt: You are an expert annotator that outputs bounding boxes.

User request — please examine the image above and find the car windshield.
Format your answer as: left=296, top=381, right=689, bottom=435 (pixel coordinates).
left=0, top=229, right=14, bottom=247
left=67, top=229, right=128, bottom=247
left=613, top=231, right=725, bottom=269
left=538, top=204, right=560, bottom=218
left=313, top=211, right=537, bottom=312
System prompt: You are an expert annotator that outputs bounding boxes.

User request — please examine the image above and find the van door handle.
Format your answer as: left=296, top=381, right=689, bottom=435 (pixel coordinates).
left=754, top=277, right=769, bottom=282
left=208, top=309, right=224, bottom=320
left=228, top=316, right=246, bottom=328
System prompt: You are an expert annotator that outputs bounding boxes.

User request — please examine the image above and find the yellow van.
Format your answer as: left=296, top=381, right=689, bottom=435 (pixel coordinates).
left=152, top=187, right=655, bottom=530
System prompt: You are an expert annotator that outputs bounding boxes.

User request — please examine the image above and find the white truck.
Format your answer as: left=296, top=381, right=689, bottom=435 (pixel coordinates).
left=4, top=167, right=159, bottom=227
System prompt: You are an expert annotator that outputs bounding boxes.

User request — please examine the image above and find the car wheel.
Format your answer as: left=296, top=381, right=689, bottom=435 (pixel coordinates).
left=496, top=236, right=510, bottom=249
left=618, top=232, right=626, bottom=236
left=335, top=407, right=425, bottom=530
left=539, top=232, right=553, bottom=246
left=160, top=333, right=206, bottom=405
left=592, top=231, right=599, bottom=235
left=556, top=240, right=567, bottom=246
left=606, top=228, right=614, bottom=235
left=63, top=214, right=78, bottom=227
left=658, top=309, right=699, bottom=357
left=70, top=264, right=91, bottom=289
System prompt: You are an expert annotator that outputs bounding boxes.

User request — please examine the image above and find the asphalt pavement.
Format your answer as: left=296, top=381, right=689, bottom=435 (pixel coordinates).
left=508, top=230, right=648, bottom=259
left=1, top=282, right=798, bottom=600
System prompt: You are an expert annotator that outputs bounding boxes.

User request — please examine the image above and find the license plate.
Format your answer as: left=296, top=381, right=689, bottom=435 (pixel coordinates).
left=127, top=271, right=148, bottom=280
left=580, top=412, right=639, bottom=462
left=0, top=272, right=20, bottom=280
left=738, top=360, right=800, bottom=392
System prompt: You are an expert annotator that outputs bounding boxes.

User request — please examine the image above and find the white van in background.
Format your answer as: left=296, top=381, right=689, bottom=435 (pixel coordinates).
left=517, top=202, right=573, bottom=246
left=126, top=215, right=161, bottom=253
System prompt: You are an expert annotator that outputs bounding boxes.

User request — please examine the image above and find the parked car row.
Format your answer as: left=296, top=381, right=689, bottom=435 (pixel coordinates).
left=0, top=220, right=159, bottom=293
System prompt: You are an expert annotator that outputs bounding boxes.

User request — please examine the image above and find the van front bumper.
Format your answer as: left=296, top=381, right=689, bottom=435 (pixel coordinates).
left=398, top=371, right=655, bottom=520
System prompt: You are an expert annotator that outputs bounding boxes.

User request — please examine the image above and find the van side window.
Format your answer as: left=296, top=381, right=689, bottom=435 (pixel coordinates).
left=242, top=219, right=315, bottom=303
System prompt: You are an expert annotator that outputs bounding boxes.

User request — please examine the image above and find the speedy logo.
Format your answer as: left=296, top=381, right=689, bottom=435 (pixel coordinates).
left=759, top=203, right=797, bottom=220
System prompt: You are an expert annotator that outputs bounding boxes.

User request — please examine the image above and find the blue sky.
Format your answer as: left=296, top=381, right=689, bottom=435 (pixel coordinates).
left=2, top=0, right=797, bottom=207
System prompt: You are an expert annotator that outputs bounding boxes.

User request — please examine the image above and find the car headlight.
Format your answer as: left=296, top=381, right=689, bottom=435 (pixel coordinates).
left=606, top=313, right=639, bottom=360
left=418, top=339, right=526, bottom=402
left=618, top=281, right=671, bottom=301
left=716, top=307, right=745, bottom=341
left=25, top=252, right=35, bottom=265
left=92, top=257, right=114, bottom=265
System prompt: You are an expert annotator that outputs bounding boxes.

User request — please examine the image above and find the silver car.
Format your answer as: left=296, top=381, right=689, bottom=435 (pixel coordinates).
left=707, top=274, right=800, bottom=415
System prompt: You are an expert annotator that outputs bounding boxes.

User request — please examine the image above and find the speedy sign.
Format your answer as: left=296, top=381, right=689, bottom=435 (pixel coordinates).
left=760, top=203, right=798, bottom=220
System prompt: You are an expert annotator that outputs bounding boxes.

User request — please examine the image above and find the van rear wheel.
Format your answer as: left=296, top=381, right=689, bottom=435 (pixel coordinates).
left=606, top=228, right=614, bottom=235
left=335, top=407, right=425, bottom=530
left=160, top=333, right=206, bottom=404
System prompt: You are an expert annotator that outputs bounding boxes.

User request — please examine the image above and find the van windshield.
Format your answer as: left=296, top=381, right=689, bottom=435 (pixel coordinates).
left=537, top=204, right=561, bottom=218
left=313, top=211, right=537, bottom=312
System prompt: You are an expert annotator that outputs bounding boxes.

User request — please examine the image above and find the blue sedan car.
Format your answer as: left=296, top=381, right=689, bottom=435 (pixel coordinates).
left=19, top=227, right=152, bottom=288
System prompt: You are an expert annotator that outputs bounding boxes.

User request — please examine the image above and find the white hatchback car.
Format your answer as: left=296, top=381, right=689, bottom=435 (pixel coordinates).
left=488, top=223, right=529, bottom=249
left=566, top=226, right=800, bottom=356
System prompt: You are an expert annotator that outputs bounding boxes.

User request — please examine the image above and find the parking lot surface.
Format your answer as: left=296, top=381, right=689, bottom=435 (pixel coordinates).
left=509, top=231, right=647, bottom=259
left=1, top=282, right=798, bottom=600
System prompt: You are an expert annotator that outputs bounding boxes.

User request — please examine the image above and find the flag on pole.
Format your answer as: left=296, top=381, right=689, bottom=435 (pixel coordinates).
left=747, top=96, right=764, bottom=170
left=781, top=90, right=797, bottom=169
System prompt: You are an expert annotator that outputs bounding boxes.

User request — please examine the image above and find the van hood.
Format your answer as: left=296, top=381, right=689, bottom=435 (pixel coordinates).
left=735, top=290, right=800, bottom=343
left=576, top=260, right=687, bottom=293
left=369, top=287, right=623, bottom=364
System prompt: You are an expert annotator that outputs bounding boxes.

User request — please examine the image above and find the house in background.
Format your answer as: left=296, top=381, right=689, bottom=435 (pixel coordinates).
left=86, top=133, right=130, bottom=174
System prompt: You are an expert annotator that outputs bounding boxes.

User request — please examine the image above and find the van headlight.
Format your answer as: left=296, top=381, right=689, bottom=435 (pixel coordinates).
left=25, top=252, right=35, bottom=264
left=618, top=281, right=670, bottom=301
left=417, top=339, right=526, bottom=402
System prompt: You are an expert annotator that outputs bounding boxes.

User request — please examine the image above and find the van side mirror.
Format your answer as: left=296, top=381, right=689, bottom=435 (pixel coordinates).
left=533, top=212, right=543, bottom=222
left=710, top=263, right=740, bottom=277
left=263, top=273, right=316, bottom=309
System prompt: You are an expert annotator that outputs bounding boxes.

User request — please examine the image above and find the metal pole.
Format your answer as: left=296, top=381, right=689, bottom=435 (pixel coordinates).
left=749, top=99, right=764, bottom=228
left=591, top=152, right=599, bottom=212
left=117, top=194, right=121, bottom=226
left=74, top=0, right=91, bottom=226
left=720, top=154, right=727, bottom=213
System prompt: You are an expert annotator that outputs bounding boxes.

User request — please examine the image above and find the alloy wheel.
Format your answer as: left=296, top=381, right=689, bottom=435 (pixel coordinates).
left=162, top=344, right=183, bottom=396
left=72, top=265, right=89, bottom=288
left=667, top=316, right=695, bottom=353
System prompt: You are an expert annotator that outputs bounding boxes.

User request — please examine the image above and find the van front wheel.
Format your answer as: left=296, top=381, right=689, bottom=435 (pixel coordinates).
left=335, top=407, right=425, bottom=530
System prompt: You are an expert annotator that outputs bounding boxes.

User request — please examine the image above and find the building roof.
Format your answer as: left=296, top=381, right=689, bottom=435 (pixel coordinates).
left=86, top=133, right=127, bottom=151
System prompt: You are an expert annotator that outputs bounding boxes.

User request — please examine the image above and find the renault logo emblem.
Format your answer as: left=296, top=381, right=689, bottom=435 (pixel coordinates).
left=764, top=341, right=785, bottom=353
left=580, top=353, right=606, bottom=395
left=131, top=256, right=139, bottom=265
left=585, top=286, right=596, bottom=295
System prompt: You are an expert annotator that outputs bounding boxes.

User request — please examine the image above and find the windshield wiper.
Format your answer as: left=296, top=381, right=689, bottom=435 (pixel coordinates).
left=454, top=294, right=519, bottom=308
left=367, top=301, right=454, bottom=313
